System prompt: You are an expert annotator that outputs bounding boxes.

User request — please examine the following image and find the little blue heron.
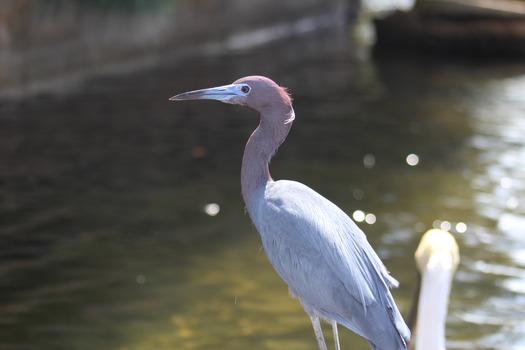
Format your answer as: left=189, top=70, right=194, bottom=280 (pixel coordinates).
left=407, top=229, right=459, bottom=350
left=170, top=76, right=410, bottom=350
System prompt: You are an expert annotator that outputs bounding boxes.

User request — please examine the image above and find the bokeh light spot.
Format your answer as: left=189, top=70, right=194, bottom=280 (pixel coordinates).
left=365, top=213, right=376, bottom=224
left=440, top=220, right=452, bottom=231
left=456, top=222, right=468, bottom=233
left=363, top=154, right=375, bottom=169
left=353, top=189, right=364, bottom=200
left=506, top=197, right=519, bottom=209
left=406, top=153, right=419, bottom=166
left=204, top=203, right=220, bottom=216
left=500, top=177, right=513, bottom=188
left=353, top=210, right=365, bottom=222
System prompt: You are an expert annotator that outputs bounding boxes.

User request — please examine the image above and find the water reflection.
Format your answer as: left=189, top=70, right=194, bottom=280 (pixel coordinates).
left=1, top=24, right=525, bottom=350
left=455, top=72, right=525, bottom=350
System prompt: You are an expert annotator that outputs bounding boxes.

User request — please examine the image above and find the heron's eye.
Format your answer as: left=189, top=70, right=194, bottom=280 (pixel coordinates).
left=241, top=85, right=250, bottom=94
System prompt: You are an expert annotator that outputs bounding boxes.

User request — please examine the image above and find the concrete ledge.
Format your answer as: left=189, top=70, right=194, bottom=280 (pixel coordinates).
left=0, top=0, right=348, bottom=97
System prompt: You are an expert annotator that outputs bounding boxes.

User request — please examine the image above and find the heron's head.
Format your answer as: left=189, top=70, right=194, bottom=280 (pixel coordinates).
left=170, top=76, right=293, bottom=119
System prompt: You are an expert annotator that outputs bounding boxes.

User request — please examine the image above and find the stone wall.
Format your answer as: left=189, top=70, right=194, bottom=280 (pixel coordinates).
left=0, top=0, right=353, bottom=96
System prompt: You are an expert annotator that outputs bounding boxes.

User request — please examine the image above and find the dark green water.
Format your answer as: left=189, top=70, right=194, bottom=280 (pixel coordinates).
left=1, top=23, right=524, bottom=350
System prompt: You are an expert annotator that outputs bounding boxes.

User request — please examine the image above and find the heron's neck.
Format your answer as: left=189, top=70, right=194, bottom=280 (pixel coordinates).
left=415, top=258, right=454, bottom=350
left=241, top=109, right=293, bottom=211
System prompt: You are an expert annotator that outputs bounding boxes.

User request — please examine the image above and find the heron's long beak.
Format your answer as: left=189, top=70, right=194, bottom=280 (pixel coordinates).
left=169, top=84, right=240, bottom=103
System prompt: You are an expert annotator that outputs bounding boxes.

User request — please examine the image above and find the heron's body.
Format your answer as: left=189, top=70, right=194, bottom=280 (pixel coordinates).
left=252, top=180, right=408, bottom=349
left=170, top=75, right=410, bottom=350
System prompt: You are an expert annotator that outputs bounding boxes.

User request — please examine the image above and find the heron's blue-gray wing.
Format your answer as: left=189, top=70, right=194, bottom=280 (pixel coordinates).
left=253, top=180, right=409, bottom=348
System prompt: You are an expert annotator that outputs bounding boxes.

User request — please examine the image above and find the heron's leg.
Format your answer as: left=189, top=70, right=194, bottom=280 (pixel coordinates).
left=330, top=320, right=341, bottom=350
left=309, top=315, right=328, bottom=350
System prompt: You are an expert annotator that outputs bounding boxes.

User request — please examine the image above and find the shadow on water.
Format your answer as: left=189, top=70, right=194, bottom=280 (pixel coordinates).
left=1, top=22, right=525, bottom=349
